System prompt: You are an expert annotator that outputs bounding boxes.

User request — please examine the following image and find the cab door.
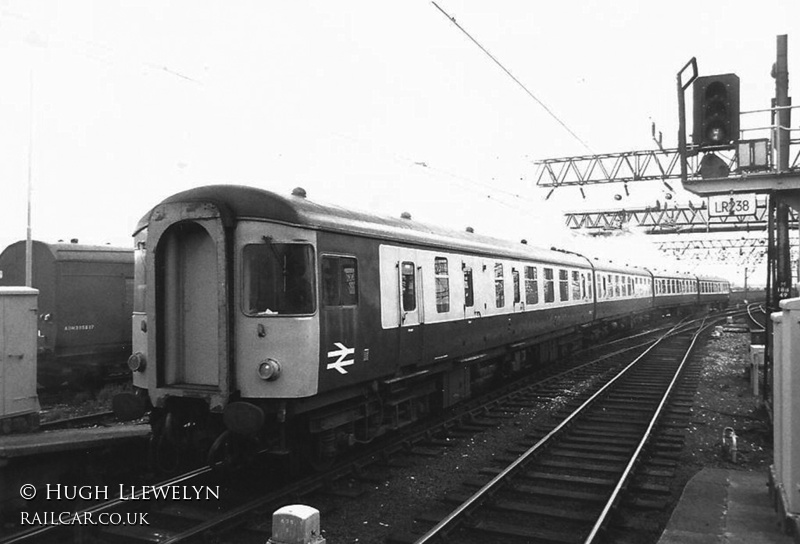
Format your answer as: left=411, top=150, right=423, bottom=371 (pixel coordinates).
left=397, top=259, right=423, bottom=367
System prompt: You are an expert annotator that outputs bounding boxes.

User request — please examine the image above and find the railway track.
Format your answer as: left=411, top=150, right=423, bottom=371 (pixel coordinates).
left=746, top=301, right=766, bottom=331
left=408, top=319, right=709, bottom=544
left=37, top=410, right=117, bottom=431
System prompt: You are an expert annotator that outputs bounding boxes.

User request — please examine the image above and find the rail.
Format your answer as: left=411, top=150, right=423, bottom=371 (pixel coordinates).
left=583, top=318, right=706, bottom=542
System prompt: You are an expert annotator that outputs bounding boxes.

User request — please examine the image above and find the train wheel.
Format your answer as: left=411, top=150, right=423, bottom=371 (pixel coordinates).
left=207, top=431, right=259, bottom=471
left=207, top=430, right=235, bottom=469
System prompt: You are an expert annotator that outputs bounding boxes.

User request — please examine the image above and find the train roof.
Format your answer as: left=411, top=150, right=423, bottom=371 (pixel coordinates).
left=138, top=184, right=612, bottom=270
left=135, top=185, right=730, bottom=283
left=697, top=275, right=730, bottom=283
left=0, top=240, right=133, bottom=264
left=651, top=271, right=697, bottom=281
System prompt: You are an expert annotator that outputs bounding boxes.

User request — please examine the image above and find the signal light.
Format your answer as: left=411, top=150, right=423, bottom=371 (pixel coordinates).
left=692, top=74, right=740, bottom=148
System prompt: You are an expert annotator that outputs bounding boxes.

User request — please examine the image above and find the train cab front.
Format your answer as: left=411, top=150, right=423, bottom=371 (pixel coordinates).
left=127, top=199, right=234, bottom=468
left=121, top=188, right=321, bottom=471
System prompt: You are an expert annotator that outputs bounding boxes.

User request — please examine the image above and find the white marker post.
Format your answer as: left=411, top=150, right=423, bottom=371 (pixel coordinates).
left=267, top=504, right=326, bottom=544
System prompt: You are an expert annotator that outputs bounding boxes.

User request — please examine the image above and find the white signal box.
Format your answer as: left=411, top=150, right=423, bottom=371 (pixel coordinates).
left=772, top=298, right=800, bottom=517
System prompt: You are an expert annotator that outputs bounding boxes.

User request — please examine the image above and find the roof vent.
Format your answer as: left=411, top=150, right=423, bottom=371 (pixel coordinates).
left=520, top=239, right=528, bottom=244
left=70, top=238, right=79, bottom=244
left=400, top=212, right=412, bottom=220
left=465, top=226, right=474, bottom=233
left=291, top=187, right=307, bottom=198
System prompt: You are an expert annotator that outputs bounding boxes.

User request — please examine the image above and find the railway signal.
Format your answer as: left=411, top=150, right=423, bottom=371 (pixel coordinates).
left=692, top=73, right=740, bottom=148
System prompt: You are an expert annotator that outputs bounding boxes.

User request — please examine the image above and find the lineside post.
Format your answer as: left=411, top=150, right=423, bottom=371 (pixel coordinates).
left=267, top=504, right=326, bottom=544
left=677, top=57, right=698, bottom=185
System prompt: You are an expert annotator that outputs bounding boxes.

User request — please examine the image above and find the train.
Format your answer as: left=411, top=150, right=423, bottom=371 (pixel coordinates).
left=0, top=240, right=134, bottom=388
left=115, top=185, right=730, bottom=469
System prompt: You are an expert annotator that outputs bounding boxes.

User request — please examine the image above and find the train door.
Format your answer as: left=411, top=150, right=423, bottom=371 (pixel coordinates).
left=397, top=258, right=423, bottom=366
left=146, top=200, right=232, bottom=415
left=157, top=221, right=221, bottom=387
left=319, top=254, right=358, bottom=383
left=462, top=261, right=476, bottom=318
left=511, top=268, right=522, bottom=311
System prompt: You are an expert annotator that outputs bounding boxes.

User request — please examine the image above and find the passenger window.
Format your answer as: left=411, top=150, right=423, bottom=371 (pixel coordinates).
left=571, top=271, right=581, bottom=300
left=512, top=268, right=521, bottom=304
left=243, top=243, right=316, bottom=315
left=495, top=263, right=505, bottom=308
left=544, top=268, right=555, bottom=303
left=401, top=262, right=416, bottom=311
left=463, top=265, right=474, bottom=307
left=524, top=266, right=538, bottom=304
left=559, top=269, right=569, bottom=301
left=435, top=257, right=450, bottom=313
left=321, top=256, right=358, bottom=307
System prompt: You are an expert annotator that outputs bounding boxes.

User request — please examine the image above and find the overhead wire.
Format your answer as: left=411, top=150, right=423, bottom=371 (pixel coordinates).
left=2, top=7, right=201, bottom=85
left=431, top=1, right=594, bottom=154
left=330, top=131, right=539, bottom=215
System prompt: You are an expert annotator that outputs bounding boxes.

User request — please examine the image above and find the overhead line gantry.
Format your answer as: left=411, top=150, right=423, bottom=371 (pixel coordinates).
left=564, top=199, right=799, bottom=234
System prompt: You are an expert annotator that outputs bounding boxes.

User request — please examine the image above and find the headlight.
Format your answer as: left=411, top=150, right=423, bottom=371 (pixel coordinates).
left=128, top=352, right=147, bottom=372
left=257, top=358, right=281, bottom=381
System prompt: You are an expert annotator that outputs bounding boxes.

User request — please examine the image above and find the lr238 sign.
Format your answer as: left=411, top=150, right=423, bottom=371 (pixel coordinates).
left=707, top=194, right=757, bottom=217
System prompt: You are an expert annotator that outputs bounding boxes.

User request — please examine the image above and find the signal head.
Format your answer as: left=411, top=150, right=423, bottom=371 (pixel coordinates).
left=692, top=74, right=740, bottom=149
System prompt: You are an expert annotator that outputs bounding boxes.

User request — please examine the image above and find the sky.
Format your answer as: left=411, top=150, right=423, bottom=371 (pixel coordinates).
left=1, top=1, right=798, bottom=285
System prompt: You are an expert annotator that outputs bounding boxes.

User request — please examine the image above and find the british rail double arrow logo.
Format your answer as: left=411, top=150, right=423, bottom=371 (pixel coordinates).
left=327, top=342, right=355, bottom=374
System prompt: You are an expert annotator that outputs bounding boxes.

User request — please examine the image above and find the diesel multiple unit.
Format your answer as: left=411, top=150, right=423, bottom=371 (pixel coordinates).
left=123, top=185, right=730, bottom=467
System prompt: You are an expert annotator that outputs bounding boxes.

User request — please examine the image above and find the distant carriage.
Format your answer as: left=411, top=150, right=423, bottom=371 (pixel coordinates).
left=0, top=240, right=134, bottom=388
